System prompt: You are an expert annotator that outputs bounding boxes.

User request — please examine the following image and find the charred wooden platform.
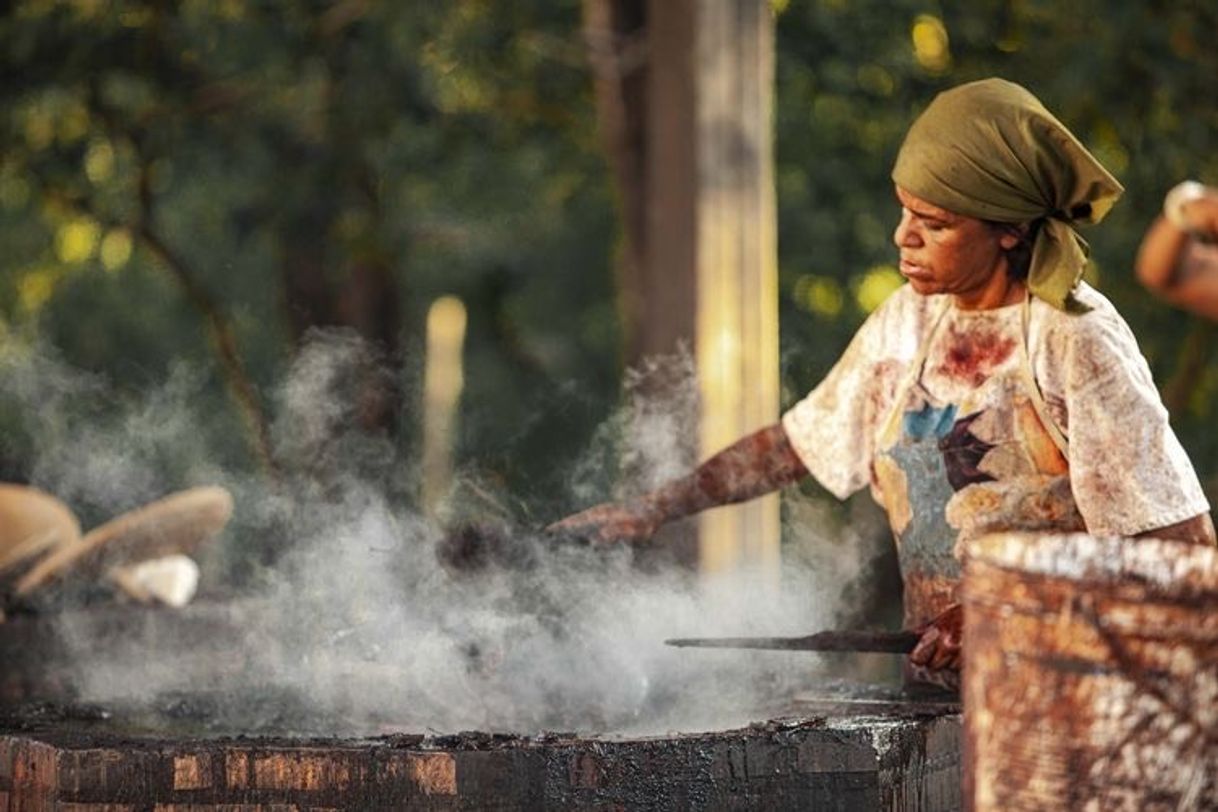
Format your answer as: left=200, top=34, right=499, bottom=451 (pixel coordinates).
left=1, top=710, right=960, bottom=811
left=1, top=602, right=961, bottom=809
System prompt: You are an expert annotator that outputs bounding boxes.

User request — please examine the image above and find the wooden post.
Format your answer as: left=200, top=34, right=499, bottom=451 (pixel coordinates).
left=586, top=0, right=779, bottom=574
left=421, top=296, right=468, bottom=516
left=653, top=0, right=779, bottom=575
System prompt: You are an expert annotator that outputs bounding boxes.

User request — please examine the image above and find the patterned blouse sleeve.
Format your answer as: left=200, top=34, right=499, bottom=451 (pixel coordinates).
left=1048, top=301, right=1210, bottom=536
left=781, top=291, right=911, bottom=500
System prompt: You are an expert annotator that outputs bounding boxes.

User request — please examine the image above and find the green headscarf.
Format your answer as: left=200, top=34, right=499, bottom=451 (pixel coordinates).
left=891, top=78, right=1123, bottom=310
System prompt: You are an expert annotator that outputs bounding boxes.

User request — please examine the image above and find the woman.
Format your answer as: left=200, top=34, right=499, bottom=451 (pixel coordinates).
left=1136, top=180, right=1218, bottom=320
left=551, top=79, right=1215, bottom=687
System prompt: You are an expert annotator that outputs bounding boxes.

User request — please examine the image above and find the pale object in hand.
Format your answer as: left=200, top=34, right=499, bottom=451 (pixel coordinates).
left=1163, top=180, right=1217, bottom=234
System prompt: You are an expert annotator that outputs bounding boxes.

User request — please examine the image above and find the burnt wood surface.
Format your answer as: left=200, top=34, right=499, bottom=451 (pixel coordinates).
left=1, top=713, right=962, bottom=811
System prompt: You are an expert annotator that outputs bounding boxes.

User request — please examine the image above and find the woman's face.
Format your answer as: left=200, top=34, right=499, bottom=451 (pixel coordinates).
left=893, top=187, right=1021, bottom=307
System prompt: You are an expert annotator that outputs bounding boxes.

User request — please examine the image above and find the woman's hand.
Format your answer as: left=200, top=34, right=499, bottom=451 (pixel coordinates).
left=908, top=603, right=963, bottom=689
left=545, top=500, right=663, bottom=547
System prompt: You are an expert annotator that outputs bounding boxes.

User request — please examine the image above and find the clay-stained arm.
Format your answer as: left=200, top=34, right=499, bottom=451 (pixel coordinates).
left=547, top=423, right=809, bottom=545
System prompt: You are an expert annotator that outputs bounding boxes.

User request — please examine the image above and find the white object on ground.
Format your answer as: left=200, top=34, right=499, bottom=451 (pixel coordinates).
left=116, top=555, right=200, bottom=608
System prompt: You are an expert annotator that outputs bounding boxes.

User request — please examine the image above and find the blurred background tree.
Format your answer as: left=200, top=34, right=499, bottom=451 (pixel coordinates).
left=0, top=0, right=620, bottom=515
left=0, top=0, right=1215, bottom=556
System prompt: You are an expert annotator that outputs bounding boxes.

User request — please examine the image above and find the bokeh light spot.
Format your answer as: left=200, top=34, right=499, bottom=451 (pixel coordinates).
left=911, top=15, right=951, bottom=74
left=854, top=265, right=904, bottom=313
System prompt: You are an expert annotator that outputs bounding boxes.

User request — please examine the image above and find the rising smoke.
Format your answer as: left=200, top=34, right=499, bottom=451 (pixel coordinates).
left=2, top=333, right=893, bottom=737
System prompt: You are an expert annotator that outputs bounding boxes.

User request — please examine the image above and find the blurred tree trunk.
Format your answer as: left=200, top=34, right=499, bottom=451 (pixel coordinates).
left=278, top=21, right=407, bottom=444
left=340, top=254, right=403, bottom=433
left=584, top=0, right=698, bottom=569
left=583, top=0, right=653, bottom=366
left=583, top=0, right=699, bottom=367
left=279, top=204, right=403, bottom=437
left=582, top=0, right=779, bottom=575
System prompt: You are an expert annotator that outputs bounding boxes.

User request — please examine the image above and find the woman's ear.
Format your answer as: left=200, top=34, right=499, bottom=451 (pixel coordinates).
left=999, top=222, right=1029, bottom=251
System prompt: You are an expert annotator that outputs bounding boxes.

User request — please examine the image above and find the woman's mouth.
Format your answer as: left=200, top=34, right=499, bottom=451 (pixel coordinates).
left=899, top=259, right=930, bottom=280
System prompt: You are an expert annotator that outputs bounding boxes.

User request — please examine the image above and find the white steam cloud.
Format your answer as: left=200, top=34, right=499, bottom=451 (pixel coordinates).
left=2, top=335, right=894, bottom=737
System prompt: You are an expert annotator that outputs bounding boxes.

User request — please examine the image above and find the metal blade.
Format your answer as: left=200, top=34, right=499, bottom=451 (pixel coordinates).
left=664, top=629, right=919, bottom=653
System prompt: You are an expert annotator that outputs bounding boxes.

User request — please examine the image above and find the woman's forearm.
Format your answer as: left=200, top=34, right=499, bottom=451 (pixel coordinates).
left=638, top=423, right=809, bottom=523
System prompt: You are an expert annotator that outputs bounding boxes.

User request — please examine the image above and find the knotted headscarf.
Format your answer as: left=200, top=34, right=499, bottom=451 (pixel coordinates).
left=891, top=78, right=1123, bottom=310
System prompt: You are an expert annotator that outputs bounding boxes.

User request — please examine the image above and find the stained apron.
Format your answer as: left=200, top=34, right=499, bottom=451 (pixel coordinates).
left=871, top=296, right=1086, bottom=629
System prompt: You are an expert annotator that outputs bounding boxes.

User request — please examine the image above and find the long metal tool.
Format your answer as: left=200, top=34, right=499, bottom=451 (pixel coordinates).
left=664, top=629, right=919, bottom=653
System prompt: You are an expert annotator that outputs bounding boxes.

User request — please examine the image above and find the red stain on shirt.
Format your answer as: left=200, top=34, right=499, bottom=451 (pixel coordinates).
left=935, top=323, right=1017, bottom=387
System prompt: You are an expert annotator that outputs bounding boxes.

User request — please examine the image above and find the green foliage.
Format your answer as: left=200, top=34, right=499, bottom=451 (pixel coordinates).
left=0, top=0, right=1215, bottom=529
left=0, top=0, right=620, bottom=506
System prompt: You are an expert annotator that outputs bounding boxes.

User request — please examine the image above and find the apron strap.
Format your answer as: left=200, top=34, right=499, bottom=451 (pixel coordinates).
left=1018, top=294, right=1070, bottom=457
left=876, top=296, right=952, bottom=442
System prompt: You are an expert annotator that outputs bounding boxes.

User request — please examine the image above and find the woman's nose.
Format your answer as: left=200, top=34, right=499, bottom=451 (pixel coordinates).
left=893, top=210, right=919, bottom=247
